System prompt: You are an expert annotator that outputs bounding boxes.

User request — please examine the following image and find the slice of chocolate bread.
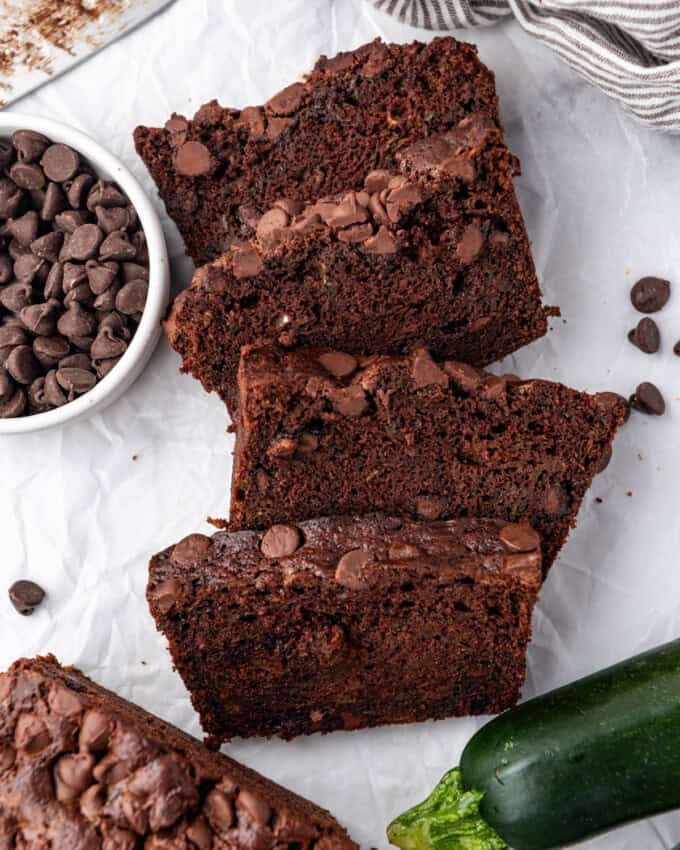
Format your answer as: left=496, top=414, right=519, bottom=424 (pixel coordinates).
left=230, top=345, right=626, bottom=572
left=134, top=37, right=501, bottom=264
left=0, top=655, right=358, bottom=850
left=164, top=117, right=548, bottom=410
left=148, top=515, right=542, bottom=743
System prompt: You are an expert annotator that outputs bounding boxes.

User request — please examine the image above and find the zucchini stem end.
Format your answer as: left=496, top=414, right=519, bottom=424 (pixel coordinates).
left=386, top=768, right=507, bottom=850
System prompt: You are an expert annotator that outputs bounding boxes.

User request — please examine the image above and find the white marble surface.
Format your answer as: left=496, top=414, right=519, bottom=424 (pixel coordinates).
left=3, top=2, right=680, bottom=848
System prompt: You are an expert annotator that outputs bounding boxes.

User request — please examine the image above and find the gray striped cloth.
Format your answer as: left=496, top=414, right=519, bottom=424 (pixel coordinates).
left=369, top=0, right=680, bottom=130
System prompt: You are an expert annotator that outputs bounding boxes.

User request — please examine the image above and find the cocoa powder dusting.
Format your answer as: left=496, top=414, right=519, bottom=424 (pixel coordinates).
left=0, top=0, right=126, bottom=103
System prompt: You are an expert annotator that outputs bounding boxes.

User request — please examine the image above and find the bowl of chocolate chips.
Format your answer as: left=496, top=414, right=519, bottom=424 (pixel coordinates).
left=0, top=114, right=169, bottom=434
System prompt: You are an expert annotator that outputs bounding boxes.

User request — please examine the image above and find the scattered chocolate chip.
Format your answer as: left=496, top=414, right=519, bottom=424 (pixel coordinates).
left=205, top=789, right=235, bottom=833
left=335, top=548, right=372, bottom=590
left=260, top=524, right=301, bottom=559
left=499, top=523, right=540, bottom=553
left=630, top=276, right=670, bottom=313
left=628, top=317, right=660, bottom=353
left=597, top=445, right=613, bottom=473
left=631, top=381, right=665, bottom=415
left=9, top=579, right=45, bottom=615
left=232, top=244, right=264, bottom=278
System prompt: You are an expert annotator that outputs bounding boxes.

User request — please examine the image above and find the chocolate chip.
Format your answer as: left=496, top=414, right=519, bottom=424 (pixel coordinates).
left=9, top=579, right=45, bottom=615
left=205, top=789, right=234, bottom=833
left=15, top=714, right=50, bottom=754
left=0, top=367, right=14, bottom=403
left=27, top=376, right=50, bottom=412
left=59, top=353, right=92, bottom=371
left=0, top=254, right=12, bottom=283
left=95, top=205, right=131, bottom=234
left=30, top=230, right=64, bottom=262
left=65, top=173, right=94, bottom=209
left=237, top=789, right=272, bottom=826
left=58, top=303, right=97, bottom=338
left=8, top=210, right=39, bottom=246
left=12, top=129, right=49, bottom=162
left=80, top=710, right=111, bottom=752
left=176, top=141, right=211, bottom=177
left=55, top=209, right=89, bottom=233
left=630, top=276, right=670, bottom=313
left=91, top=326, right=127, bottom=360
left=499, top=523, right=540, bottom=553
left=256, top=207, right=290, bottom=246
left=86, top=180, right=126, bottom=211
left=9, top=161, right=45, bottom=191
left=232, top=244, right=264, bottom=278
left=416, top=495, right=447, bottom=520
left=115, top=280, right=148, bottom=315
left=0, top=178, right=24, bottom=218
left=33, top=336, right=70, bottom=369
left=172, top=533, right=212, bottom=565
left=364, top=225, right=397, bottom=254
left=44, top=370, right=67, bottom=407
left=121, top=261, right=148, bottom=283
left=54, top=752, right=95, bottom=802
left=94, top=355, right=122, bottom=378
left=411, top=349, right=448, bottom=389
left=317, top=351, right=357, bottom=378
left=260, top=524, right=301, bottom=559
left=0, top=141, right=13, bottom=170
left=335, top=549, right=372, bottom=589
left=0, top=387, right=26, bottom=417
left=597, top=445, right=613, bottom=473
left=20, top=301, right=60, bottom=335
left=456, top=223, right=484, bottom=265
left=148, top=578, right=182, bottom=615
left=0, top=324, right=28, bottom=347
left=14, top=253, right=45, bottom=284
left=41, top=182, right=67, bottom=220
left=6, top=346, right=41, bottom=384
left=266, top=82, right=305, bottom=116
left=99, top=229, right=136, bottom=262
left=328, top=384, right=368, bottom=417
left=69, top=223, right=104, bottom=260
left=631, top=381, right=665, bottom=415
left=56, top=367, right=96, bottom=396
left=41, top=144, right=80, bottom=182
left=187, top=817, right=213, bottom=850
left=444, top=360, right=484, bottom=393
left=628, top=317, right=660, bottom=353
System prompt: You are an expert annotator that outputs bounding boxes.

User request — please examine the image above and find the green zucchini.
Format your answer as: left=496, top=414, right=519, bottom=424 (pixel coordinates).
left=387, top=638, right=680, bottom=850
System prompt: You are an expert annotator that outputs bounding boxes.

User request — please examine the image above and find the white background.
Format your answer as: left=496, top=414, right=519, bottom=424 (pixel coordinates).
left=3, top=2, right=680, bottom=848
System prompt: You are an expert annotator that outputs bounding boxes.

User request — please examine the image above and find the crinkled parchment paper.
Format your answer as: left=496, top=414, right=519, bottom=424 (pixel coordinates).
left=2, top=2, right=680, bottom=848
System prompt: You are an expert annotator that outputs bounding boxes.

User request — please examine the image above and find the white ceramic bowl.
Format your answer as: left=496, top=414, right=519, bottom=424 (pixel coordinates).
left=0, top=113, right=169, bottom=435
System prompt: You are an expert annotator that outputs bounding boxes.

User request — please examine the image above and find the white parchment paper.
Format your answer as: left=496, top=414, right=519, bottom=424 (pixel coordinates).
left=2, top=2, right=680, bottom=848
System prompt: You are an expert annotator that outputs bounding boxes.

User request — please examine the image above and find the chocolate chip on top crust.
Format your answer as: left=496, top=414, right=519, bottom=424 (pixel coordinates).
left=0, top=130, right=149, bottom=418
left=0, top=657, right=359, bottom=850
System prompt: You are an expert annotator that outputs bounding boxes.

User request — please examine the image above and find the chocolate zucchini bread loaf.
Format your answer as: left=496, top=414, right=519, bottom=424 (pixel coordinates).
left=230, top=345, right=626, bottom=572
left=0, top=655, right=358, bottom=850
left=148, top=515, right=542, bottom=743
left=164, top=118, right=548, bottom=410
left=134, top=37, right=502, bottom=264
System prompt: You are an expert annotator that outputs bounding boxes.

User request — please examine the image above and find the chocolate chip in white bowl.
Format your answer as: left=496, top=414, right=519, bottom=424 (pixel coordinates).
left=0, top=128, right=152, bottom=418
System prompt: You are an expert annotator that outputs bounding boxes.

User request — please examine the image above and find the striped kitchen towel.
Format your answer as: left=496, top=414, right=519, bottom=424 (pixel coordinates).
left=369, top=0, right=680, bottom=130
